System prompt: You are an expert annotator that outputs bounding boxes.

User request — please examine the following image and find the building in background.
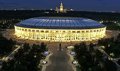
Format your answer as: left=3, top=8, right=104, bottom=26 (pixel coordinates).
left=56, top=2, right=67, bottom=13
left=71, top=9, right=74, bottom=11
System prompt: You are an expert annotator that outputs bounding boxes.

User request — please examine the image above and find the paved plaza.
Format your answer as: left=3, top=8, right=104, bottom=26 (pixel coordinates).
left=46, top=46, right=73, bottom=71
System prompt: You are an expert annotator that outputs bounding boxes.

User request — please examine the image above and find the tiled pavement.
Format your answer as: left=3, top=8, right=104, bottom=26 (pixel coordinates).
left=45, top=45, right=73, bottom=71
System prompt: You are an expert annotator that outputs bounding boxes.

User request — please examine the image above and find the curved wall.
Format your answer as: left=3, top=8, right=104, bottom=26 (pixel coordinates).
left=14, top=26, right=106, bottom=42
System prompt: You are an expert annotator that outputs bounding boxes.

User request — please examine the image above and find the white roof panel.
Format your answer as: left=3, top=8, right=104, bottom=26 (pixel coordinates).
left=16, top=17, right=106, bottom=29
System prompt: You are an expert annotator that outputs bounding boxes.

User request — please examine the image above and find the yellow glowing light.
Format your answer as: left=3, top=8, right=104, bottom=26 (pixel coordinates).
left=14, top=26, right=106, bottom=42
left=60, top=8, right=63, bottom=11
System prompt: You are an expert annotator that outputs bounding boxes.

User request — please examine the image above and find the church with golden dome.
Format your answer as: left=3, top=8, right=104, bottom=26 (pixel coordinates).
left=56, top=2, right=67, bottom=13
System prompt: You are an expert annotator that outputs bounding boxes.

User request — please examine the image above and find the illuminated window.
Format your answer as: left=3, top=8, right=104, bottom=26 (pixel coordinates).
left=36, top=30, right=39, bottom=32
left=41, top=31, right=44, bottom=32
left=46, top=31, right=49, bottom=33
left=33, top=30, right=35, bottom=32
left=73, top=31, right=75, bottom=33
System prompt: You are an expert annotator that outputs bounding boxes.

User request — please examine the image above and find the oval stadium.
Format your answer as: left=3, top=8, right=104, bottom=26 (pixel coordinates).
left=14, top=17, right=106, bottom=42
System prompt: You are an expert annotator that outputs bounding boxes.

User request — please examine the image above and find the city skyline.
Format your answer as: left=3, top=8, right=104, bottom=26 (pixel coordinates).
left=0, top=0, right=120, bottom=11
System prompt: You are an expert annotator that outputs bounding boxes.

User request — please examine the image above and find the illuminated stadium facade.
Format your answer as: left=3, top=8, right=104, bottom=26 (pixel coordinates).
left=14, top=17, right=106, bottom=42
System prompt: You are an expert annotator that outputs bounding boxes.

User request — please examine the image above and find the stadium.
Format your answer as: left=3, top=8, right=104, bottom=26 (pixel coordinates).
left=14, top=17, right=106, bottom=42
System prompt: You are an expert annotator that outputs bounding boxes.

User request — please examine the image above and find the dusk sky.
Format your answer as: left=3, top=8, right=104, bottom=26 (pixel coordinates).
left=0, top=0, right=120, bottom=11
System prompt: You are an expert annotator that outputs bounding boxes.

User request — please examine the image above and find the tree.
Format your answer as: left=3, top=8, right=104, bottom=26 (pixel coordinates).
left=98, top=39, right=103, bottom=45
left=16, top=48, right=24, bottom=59
left=109, top=43, right=120, bottom=57
left=32, top=44, right=37, bottom=50
left=14, top=52, right=19, bottom=60
left=78, top=56, right=88, bottom=71
left=95, top=49, right=104, bottom=62
left=104, top=44, right=110, bottom=54
left=14, top=62, right=28, bottom=71
left=41, top=42, right=47, bottom=52
left=23, top=42, right=30, bottom=52
left=110, top=37, right=114, bottom=43
left=91, top=66, right=103, bottom=71
left=117, top=33, right=120, bottom=39
left=104, top=58, right=117, bottom=71
left=117, top=59, right=120, bottom=65
left=89, top=43, right=94, bottom=52
left=1, top=61, right=8, bottom=71
left=74, top=44, right=79, bottom=54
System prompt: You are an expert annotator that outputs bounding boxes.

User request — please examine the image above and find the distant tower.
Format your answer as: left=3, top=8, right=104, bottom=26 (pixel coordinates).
left=60, top=2, right=63, bottom=12
left=56, top=2, right=67, bottom=13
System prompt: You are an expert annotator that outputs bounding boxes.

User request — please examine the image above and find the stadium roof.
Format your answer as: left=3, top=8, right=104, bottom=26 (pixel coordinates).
left=15, top=17, right=106, bottom=29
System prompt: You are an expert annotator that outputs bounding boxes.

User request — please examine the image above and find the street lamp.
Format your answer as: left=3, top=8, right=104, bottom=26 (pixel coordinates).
left=70, top=52, right=75, bottom=55
left=40, top=60, right=47, bottom=65
left=72, top=60, right=78, bottom=66
left=110, top=53, right=114, bottom=57
left=43, top=60, right=47, bottom=64
left=45, top=51, right=50, bottom=55
left=102, top=46, right=105, bottom=49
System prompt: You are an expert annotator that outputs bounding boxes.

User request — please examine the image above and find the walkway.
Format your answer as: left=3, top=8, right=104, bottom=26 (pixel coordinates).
left=95, top=46, right=120, bottom=71
left=46, top=46, right=73, bottom=71
left=0, top=45, right=22, bottom=69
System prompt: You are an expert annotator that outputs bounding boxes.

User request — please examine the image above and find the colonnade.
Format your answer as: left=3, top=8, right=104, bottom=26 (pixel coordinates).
left=14, top=26, right=106, bottom=42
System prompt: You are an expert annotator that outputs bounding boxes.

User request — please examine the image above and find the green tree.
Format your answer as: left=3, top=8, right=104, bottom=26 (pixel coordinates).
left=95, top=49, right=104, bottom=62
left=41, top=42, right=47, bottom=52
left=1, top=61, right=8, bottom=71
left=104, top=58, right=117, bottom=71
left=23, top=42, right=30, bottom=52
left=14, top=62, right=28, bottom=71
left=117, top=33, right=120, bottom=39
left=110, top=37, right=114, bottom=43
left=89, top=43, right=94, bottom=53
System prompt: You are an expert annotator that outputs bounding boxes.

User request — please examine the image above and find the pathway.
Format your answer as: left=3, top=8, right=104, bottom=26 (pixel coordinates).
left=0, top=45, right=22, bottom=69
left=46, top=45, right=73, bottom=71
left=95, top=46, right=120, bottom=71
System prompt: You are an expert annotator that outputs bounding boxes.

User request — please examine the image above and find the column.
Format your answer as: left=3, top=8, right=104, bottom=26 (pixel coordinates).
left=31, top=30, right=32, bottom=39
left=95, top=30, right=97, bottom=39
left=85, top=31, right=86, bottom=41
left=98, top=29, right=100, bottom=39
left=92, top=30, right=94, bottom=40
left=35, top=30, right=36, bottom=39
left=45, top=34, right=46, bottom=40
left=20, top=29, right=21, bottom=37
left=75, top=34, right=76, bottom=41
left=36, top=33, right=38, bottom=40
left=46, top=34, right=48, bottom=40
left=24, top=29, right=25, bottom=38
left=27, top=29, right=28, bottom=39
left=88, top=30, right=90, bottom=39
left=21, top=29, right=23, bottom=37
left=70, top=34, right=72, bottom=41
left=40, top=34, right=41, bottom=40
left=76, top=31, right=77, bottom=41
